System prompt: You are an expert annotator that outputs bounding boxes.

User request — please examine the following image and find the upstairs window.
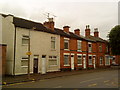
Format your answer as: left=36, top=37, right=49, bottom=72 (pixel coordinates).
left=77, top=40, right=82, bottom=51
left=22, top=35, right=29, bottom=45
left=64, top=38, right=69, bottom=50
left=99, top=44, right=102, bottom=52
left=51, top=37, right=56, bottom=50
left=88, top=43, right=92, bottom=52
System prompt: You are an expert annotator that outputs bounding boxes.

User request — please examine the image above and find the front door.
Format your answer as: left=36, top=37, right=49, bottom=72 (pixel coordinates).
left=41, top=55, right=46, bottom=74
left=83, top=56, right=86, bottom=69
left=71, top=55, right=74, bottom=70
left=33, top=57, right=38, bottom=73
left=93, top=56, right=96, bottom=69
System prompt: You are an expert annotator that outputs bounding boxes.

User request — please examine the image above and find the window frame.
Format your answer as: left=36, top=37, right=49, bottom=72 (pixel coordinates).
left=22, top=35, right=29, bottom=46
left=48, top=55, right=58, bottom=66
left=100, top=56, right=103, bottom=65
left=21, top=57, right=28, bottom=68
left=51, top=37, right=56, bottom=50
left=77, top=55, right=82, bottom=65
left=64, top=38, right=69, bottom=50
left=64, top=55, right=70, bottom=66
left=88, top=55, right=93, bottom=65
left=77, top=40, right=82, bottom=52
left=88, top=42, right=92, bottom=52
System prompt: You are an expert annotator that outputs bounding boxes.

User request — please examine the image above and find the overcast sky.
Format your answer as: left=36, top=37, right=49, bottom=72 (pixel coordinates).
left=0, top=0, right=119, bottom=39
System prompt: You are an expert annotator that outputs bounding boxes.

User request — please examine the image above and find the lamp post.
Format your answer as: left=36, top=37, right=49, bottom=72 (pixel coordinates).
left=26, top=27, right=35, bottom=79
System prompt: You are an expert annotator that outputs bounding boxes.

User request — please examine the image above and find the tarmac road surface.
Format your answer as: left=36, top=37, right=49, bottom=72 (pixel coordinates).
left=2, top=69, right=119, bottom=88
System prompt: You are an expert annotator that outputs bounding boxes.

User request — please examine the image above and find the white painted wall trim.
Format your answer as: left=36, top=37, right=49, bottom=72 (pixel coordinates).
left=64, top=53, right=70, bottom=55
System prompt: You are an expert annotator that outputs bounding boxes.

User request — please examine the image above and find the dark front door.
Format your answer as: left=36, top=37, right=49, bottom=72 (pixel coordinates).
left=33, top=58, right=38, bottom=73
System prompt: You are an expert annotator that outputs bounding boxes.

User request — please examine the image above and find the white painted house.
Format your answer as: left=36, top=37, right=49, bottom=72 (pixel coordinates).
left=1, top=14, right=60, bottom=75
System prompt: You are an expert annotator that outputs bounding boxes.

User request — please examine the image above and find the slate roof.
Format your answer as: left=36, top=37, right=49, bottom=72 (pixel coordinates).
left=85, top=35, right=107, bottom=43
left=1, top=14, right=106, bottom=42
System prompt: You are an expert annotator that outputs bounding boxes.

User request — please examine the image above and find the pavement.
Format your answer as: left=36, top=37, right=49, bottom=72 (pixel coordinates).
left=1, top=66, right=119, bottom=86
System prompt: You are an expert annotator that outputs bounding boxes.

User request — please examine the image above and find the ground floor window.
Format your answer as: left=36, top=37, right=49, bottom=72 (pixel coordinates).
left=105, top=56, right=110, bottom=65
left=64, top=55, right=69, bottom=66
left=89, top=56, right=92, bottom=65
left=49, top=56, right=57, bottom=66
left=21, top=57, right=28, bottom=67
left=100, top=56, right=103, bottom=65
left=77, top=55, right=82, bottom=65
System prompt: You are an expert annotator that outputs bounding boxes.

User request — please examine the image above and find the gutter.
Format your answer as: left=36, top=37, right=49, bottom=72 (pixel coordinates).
left=13, top=26, right=16, bottom=76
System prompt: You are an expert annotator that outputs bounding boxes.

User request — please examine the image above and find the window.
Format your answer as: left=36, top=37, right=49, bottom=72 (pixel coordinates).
left=88, top=43, right=92, bottom=52
left=89, top=56, right=92, bottom=65
left=64, top=55, right=69, bottom=66
left=21, top=57, right=28, bottom=67
left=99, top=44, right=102, bottom=52
left=49, top=56, right=57, bottom=66
left=51, top=37, right=56, bottom=50
left=77, top=55, right=82, bottom=65
left=100, top=56, right=103, bottom=65
left=105, top=56, right=110, bottom=65
left=77, top=40, right=82, bottom=51
left=64, top=39, right=69, bottom=50
left=22, top=35, right=29, bottom=45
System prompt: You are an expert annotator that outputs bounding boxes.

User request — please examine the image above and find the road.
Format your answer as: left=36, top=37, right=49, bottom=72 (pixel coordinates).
left=2, top=69, right=119, bottom=88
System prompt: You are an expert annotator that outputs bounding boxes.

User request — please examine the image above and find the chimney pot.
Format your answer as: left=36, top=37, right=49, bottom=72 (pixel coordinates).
left=85, top=25, right=90, bottom=37
left=74, top=29, right=80, bottom=35
left=63, top=26, right=70, bottom=33
left=94, top=28, right=99, bottom=37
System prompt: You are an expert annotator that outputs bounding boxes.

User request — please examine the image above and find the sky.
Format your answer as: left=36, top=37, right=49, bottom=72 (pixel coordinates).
left=0, top=0, right=119, bottom=39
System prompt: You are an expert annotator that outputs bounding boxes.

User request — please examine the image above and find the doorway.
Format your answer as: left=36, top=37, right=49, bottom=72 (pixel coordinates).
left=71, top=55, right=74, bottom=70
left=41, top=55, right=46, bottom=74
left=93, top=56, right=96, bottom=69
left=33, top=56, right=39, bottom=73
left=83, top=55, right=86, bottom=69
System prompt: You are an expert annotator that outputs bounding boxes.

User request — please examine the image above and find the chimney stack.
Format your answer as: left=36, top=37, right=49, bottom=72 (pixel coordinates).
left=94, top=28, right=99, bottom=37
left=74, top=29, right=80, bottom=36
left=85, top=25, right=90, bottom=37
left=63, top=26, right=70, bottom=33
left=43, top=18, right=54, bottom=31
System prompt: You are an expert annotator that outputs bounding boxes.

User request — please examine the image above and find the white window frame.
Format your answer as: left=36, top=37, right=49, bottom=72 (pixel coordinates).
left=88, top=55, right=92, bottom=65
left=51, top=37, right=56, bottom=50
left=77, top=54, right=82, bottom=65
left=21, top=57, right=28, bottom=68
left=77, top=40, right=82, bottom=52
left=49, top=56, right=58, bottom=66
left=64, top=38, right=69, bottom=50
left=88, top=42, right=92, bottom=52
left=22, top=35, right=29, bottom=46
left=64, top=55, right=70, bottom=66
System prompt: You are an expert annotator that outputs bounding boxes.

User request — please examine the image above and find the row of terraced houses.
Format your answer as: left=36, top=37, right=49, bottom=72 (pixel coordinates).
left=1, top=14, right=120, bottom=75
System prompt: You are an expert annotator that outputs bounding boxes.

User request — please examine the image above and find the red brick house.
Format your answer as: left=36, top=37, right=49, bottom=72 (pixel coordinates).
left=85, top=25, right=110, bottom=68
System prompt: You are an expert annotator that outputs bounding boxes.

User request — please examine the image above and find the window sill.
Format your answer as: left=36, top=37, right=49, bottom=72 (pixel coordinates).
left=49, top=65, right=58, bottom=67
left=51, top=49, right=56, bottom=51
left=64, top=65, right=70, bottom=66
left=22, top=44, right=28, bottom=46
left=78, top=64, right=82, bottom=66
left=77, top=50, right=82, bottom=52
left=64, top=49, right=69, bottom=51
left=21, top=66, right=28, bottom=68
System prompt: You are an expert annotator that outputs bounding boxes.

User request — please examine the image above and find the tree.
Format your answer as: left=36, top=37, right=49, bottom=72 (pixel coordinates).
left=108, top=25, right=120, bottom=55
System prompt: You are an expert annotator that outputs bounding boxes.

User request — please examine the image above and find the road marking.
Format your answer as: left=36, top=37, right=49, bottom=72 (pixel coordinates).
left=40, top=80, right=46, bottom=81
left=53, top=86, right=62, bottom=88
left=88, top=83, right=97, bottom=87
left=80, top=77, right=103, bottom=83
left=104, top=80, right=110, bottom=83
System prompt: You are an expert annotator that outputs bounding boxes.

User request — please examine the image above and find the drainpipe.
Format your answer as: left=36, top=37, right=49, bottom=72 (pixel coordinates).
left=13, top=26, right=16, bottom=76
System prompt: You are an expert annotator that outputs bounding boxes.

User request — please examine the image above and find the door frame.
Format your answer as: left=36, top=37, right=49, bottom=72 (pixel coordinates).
left=71, top=53, right=74, bottom=70
left=93, top=55, right=96, bottom=69
left=41, top=55, right=46, bottom=74
left=83, top=55, right=86, bottom=69
left=33, top=55, right=39, bottom=73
